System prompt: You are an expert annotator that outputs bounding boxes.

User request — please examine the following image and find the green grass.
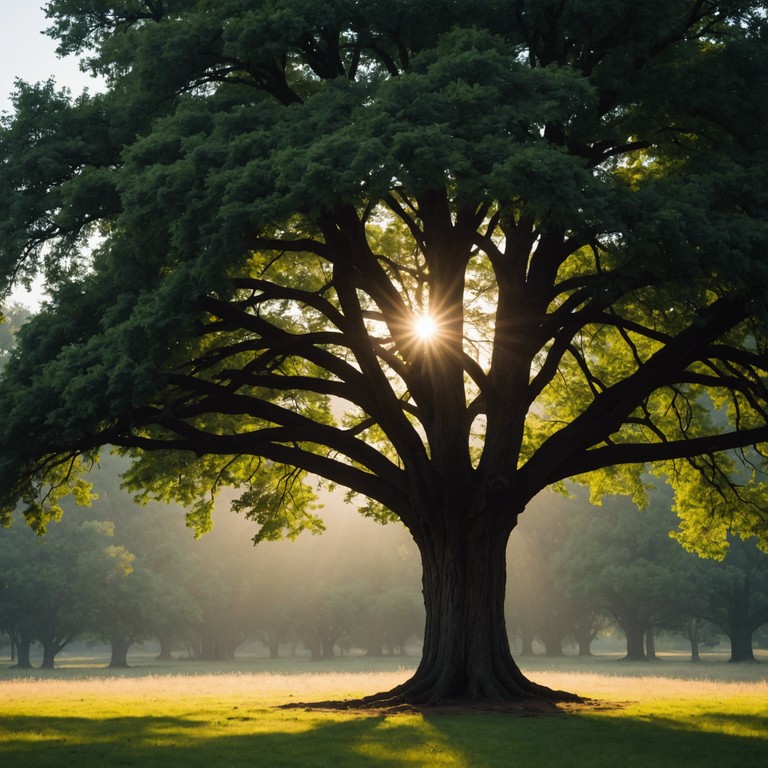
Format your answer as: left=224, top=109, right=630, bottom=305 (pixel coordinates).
left=1, top=653, right=767, bottom=767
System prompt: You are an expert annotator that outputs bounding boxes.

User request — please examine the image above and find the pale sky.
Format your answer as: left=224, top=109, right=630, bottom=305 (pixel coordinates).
left=0, top=2, right=100, bottom=115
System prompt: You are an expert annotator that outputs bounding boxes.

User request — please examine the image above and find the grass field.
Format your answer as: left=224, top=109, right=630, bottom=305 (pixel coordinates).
left=1, top=652, right=767, bottom=767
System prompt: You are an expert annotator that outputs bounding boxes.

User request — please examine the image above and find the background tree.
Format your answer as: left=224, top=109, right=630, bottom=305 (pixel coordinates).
left=557, top=489, right=695, bottom=661
left=180, top=511, right=261, bottom=661
left=364, top=585, right=423, bottom=657
left=0, top=524, right=37, bottom=668
left=76, top=456, right=203, bottom=666
left=677, top=616, right=722, bottom=663
left=0, top=511, right=131, bottom=668
left=507, top=491, right=606, bottom=657
left=274, top=512, right=422, bottom=659
left=507, top=498, right=566, bottom=656
left=1, top=1, right=768, bottom=705
left=246, top=564, right=298, bottom=659
left=700, top=536, right=768, bottom=662
left=92, top=560, right=158, bottom=668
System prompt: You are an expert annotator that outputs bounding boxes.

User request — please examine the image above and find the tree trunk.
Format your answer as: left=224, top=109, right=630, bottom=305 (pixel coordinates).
left=644, top=627, right=658, bottom=660
left=724, top=588, right=757, bottom=662
left=728, top=629, right=756, bottom=662
left=198, top=627, right=240, bottom=660
left=618, top=613, right=647, bottom=661
left=258, top=630, right=281, bottom=658
left=40, top=639, right=61, bottom=669
left=320, top=634, right=336, bottom=659
left=156, top=633, right=175, bottom=661
left=109, top=636, right=132, bottom=668
left=224, top=631, right=245, bottom=660
left=12, top=632, right=33, bottom=669
left=690, top=636, right=701, bottom=663
left=684, top=617, right=702, bottom=662
left=539, top=628, right=565, bottom=657
left=573, top=621, right=594, bottom=656
left=268, top=642, right=280, bottom=659
left=305, top=634, right=322, bottom=660
left=518, top=628, right=535, bottom=657
left=185, top=635, right=201, bottom=659
left=198, top=631, right=218, bottom=660
left=362, top=516, right=574, bottom=706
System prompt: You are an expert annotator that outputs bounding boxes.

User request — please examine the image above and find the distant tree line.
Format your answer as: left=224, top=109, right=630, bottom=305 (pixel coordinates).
left=1, top=460, right=767, bottom=669
left=0, top=456, right=423, bottom=668
left=506, top=485, right=768, bottom=663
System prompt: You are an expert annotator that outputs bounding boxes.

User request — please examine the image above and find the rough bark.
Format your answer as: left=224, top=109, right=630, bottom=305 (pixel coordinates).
left=728, top=630, right=756, bottom=662
left=352, top=513, right=577, bottom=708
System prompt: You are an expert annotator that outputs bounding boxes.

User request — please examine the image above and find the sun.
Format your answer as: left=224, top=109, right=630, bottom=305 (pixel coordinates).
left=413, top=314, right=437, bottom=340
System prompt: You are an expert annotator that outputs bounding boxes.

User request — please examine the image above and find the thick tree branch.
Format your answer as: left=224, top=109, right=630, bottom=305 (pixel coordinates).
left=556, top=426, right=768, bottom=481
left=160, top=377, right=405, bottom=486
left=109, top=428, right=409, bottom=519
left=521, top=295, right=751, bottom=492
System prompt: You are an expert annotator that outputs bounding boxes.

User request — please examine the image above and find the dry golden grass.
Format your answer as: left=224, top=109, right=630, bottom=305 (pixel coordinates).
left=0, top=669, right=411, bottom=705
left=533, top=668, right=768, bottom=701
left=2, top=663, right=766, bottom=705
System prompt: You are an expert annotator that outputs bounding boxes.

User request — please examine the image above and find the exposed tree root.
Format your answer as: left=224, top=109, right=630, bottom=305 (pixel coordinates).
left=280, top=675, right=588, bottom=716
left=280, top=692, right=591, bottom=716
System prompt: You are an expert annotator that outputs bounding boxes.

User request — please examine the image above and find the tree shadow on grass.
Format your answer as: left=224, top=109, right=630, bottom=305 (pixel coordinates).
left=425, top=708, right=768, bottom=768
left=1, top=707, right=767, bottom=768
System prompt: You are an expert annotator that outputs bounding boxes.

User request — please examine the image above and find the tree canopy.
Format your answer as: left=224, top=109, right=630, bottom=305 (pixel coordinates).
left=1, top=0, right=767, bottom=704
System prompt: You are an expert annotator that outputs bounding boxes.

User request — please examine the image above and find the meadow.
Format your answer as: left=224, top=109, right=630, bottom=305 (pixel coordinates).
left=1, top=649, right=767, bottom=768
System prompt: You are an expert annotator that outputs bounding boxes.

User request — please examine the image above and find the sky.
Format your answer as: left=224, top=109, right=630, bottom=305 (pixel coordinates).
left=0, top=2, right=100, bottom=115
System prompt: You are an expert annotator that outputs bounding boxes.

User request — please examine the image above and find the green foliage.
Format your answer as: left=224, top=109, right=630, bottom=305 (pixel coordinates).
left=0, top=0, right=767, bottom=561
left=120, top=448, right=324, bottom=541
left=0, top=506, right=132, bottom=666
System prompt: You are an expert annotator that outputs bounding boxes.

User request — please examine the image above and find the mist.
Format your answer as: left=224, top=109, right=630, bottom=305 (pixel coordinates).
left=1, top=455, right=767, bottom=669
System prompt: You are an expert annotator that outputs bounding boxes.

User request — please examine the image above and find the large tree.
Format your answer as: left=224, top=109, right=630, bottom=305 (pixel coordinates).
left=1, top=1, right=768, bottom=705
